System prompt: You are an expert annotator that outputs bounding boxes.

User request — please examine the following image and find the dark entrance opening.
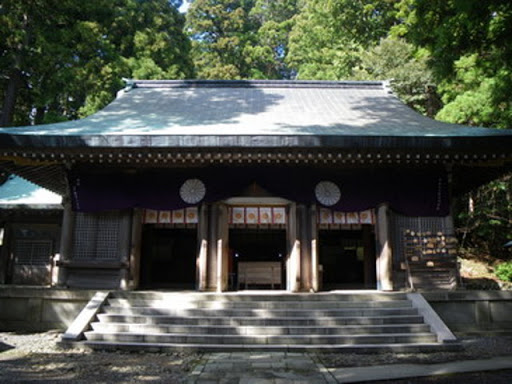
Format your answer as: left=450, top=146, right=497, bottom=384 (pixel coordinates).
left=319, top=226, right=376, bottom=290
left=229, top=228, right=286, bottom=290
left=140, top=226, right=197, bottom=289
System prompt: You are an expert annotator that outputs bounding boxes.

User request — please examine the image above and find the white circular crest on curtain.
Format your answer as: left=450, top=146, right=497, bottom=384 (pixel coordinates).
left=315, top=181, right=341, bottom=206
left=180, top=179, right=206, bottom=204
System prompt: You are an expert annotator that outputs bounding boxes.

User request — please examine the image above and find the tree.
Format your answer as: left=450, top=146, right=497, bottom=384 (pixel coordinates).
left=287, top=0, right=400, bottom=80
left=79, top=0, right=193, bottom=117
left=0, top=0, right=192, bottom=126
left=408, top=0, right=512, bottom=128
left=245, top=0, right=298, bottom=79
left=354, top=37, right=440, bottom=117
left=456, top=175, right=512, bottom=259
left=0, top=0, right=103, bottom=126
left=186, top=0, right=256, bottom=79
left=434, top=54, right=510, bottom=128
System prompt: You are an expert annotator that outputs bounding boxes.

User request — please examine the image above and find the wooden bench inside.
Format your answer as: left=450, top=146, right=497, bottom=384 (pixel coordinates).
left=238, top=261, right=282, bottom=289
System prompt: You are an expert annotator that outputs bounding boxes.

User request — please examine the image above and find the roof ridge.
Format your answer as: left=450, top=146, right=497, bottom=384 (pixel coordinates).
left=125, top=79, right=386, bottom=90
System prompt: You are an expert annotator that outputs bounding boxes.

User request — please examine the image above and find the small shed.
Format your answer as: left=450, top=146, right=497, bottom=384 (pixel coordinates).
left=0, top=175, right=62, bottom=285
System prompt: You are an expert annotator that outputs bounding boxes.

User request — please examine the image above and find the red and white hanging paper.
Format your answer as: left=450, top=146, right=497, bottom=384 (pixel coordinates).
left=143, top=207, right=198, bottom=224
left=318, top=208, right=375, bottom=225
left=229, top=206, right=286, bottom=225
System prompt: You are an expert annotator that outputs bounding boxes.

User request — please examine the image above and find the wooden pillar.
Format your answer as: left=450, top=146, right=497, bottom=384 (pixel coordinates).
left=207, top=204, right=218, bottom=290
left=376, top=204, right=393, bottom=291
left=118, top=211, right=132, bottom=290
left=299, top=204, right=312, bottom=291
left=56, top=199, right=75, bottom=287
left=128, top=209, right=142, bottom=290
left=310, top=205, right=319, bottom=292
left=197, top=204, right=209, bottom=291
left=287, top=203, right=300, bottom=292
left=0, top=224, right=12, bottom=284
left=216, top=204, right=229, bottom=292
left=363, top=224, right=376, bottom=289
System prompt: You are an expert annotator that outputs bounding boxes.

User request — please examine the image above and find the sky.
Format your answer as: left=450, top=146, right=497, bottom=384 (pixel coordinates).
left=179, top=0, right=190, bottom=13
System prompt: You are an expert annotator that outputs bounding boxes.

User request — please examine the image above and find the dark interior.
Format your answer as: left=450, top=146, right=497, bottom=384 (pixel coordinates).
left=319, top=228, right=376, bottom=290
left=229, top=228, right=286, bottom=289
left=140, top=227, right=197, bottom=289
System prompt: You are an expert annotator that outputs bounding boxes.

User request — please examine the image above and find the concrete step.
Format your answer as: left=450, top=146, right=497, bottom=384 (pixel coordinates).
left=106, top=297, right=413, bottom=310
left=82, top=340, right=462, bottom=353
left=101, top=305, right=419, bottom=318
left=109, top=291, right=408, bottom=302
left=90, top=322, right=431, bottom=335
left=96, top=313, right=426, bottom=326
left=63, top=291, right=460, bottom=353
left=84, top=330, right=438, bottom=345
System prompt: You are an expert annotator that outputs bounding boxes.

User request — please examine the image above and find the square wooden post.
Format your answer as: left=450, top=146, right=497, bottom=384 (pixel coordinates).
left=376, top=204, right=394, bottom=291
left=0, top=224, right=12, bottom=284
left=207, top=204, right=218, bottom=290
left=216, top=204, right=229, bottom=292
left=119, top=211, right=132, bottom=290
left=197, top=204, right=209, bottom=291
left=299, top=204, right=312, bottom=291
left=128, top=208, right=142, bottom=290
left=287, top=203, right=301, bottom=292
left=310, top=205, right=319, bottom=292
left=56, top=199, right=75, bottom=287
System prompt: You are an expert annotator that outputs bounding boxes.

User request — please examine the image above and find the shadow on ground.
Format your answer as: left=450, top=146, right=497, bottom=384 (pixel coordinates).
left=0, top=341, right=14, bottom=353
left=0, top=350, right=201, bottom=384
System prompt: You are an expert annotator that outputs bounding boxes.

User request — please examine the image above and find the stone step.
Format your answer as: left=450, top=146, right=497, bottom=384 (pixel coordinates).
left=101, top=305, right=419, bottom=318
left=62, top=291, right=460, bottom=353
left=110, top=291, right=408, bottom=302
left=84, top=331, right=438, bottom=345
left=106, top=297, right=413, bottom=310
left=82, top=340, right=462, bottom=353
left=97, top=313, right=426, bottom=327
left=90, top=322, right=431, bottom=335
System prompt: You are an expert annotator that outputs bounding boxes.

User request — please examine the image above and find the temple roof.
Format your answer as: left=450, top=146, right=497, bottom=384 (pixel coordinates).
left=0, top=175, right=62, bottom=208
left=0, top=80, right=510, bottom=196
left=0, top=80, right=511, bottom=147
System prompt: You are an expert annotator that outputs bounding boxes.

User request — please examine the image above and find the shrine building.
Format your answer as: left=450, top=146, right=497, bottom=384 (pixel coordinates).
left=1, top=80, right=511, bottom=292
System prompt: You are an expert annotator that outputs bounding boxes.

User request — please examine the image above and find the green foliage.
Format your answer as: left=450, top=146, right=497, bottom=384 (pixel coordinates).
left=247, top=0, right=298, bottom=79
left=410, top=0, right=512, bottom=78
left=495, top=262, right=512, bottom=282
left=287, top=0, right=400, bottom=80
left=186, top=0, right=298, bottom=79
left=185, top=0, right=253, bottom=79
left=0, top=0, right=192, bottom=125
left=455, top=175, right=512, bottom=259
left=353, top=37, right=440, bottom=116
left=408, top=0, right=512, bottom=129
left=435, top=54, right=512, bottom=128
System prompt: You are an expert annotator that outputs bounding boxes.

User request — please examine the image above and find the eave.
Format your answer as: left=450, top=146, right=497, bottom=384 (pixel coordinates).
left=1, top=144, right=510, bottom=198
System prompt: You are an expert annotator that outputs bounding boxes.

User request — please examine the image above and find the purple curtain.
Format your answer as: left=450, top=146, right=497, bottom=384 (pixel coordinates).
left=69, top=166, right=449, bottom=216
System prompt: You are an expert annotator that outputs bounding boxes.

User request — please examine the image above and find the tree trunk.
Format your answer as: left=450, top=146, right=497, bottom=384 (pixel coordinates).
left=0, top=69, right=22, bottom=127
left=34, top=105, right=46, bottom=125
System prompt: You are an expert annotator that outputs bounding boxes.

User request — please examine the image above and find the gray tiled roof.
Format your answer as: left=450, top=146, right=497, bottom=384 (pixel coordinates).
left=2, top=80, right=510, bottom=138
left=0, top=176, right=62, bottom=207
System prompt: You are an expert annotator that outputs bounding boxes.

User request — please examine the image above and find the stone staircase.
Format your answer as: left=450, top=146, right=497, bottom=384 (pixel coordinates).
left=62, top=291, right=460, bottom=352
left=406, top=258, right=460, bottom=290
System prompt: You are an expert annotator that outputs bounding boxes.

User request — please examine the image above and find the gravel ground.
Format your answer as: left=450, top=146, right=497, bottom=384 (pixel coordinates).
left=1, top=332, right=512, bottom=383
left=318, top=336, right=512, bottom=368
left=319, top=335, right=512, bottom=384
left=370, top=370, right=512, bottom=384
left=0, top=331, right=203, bottom=383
